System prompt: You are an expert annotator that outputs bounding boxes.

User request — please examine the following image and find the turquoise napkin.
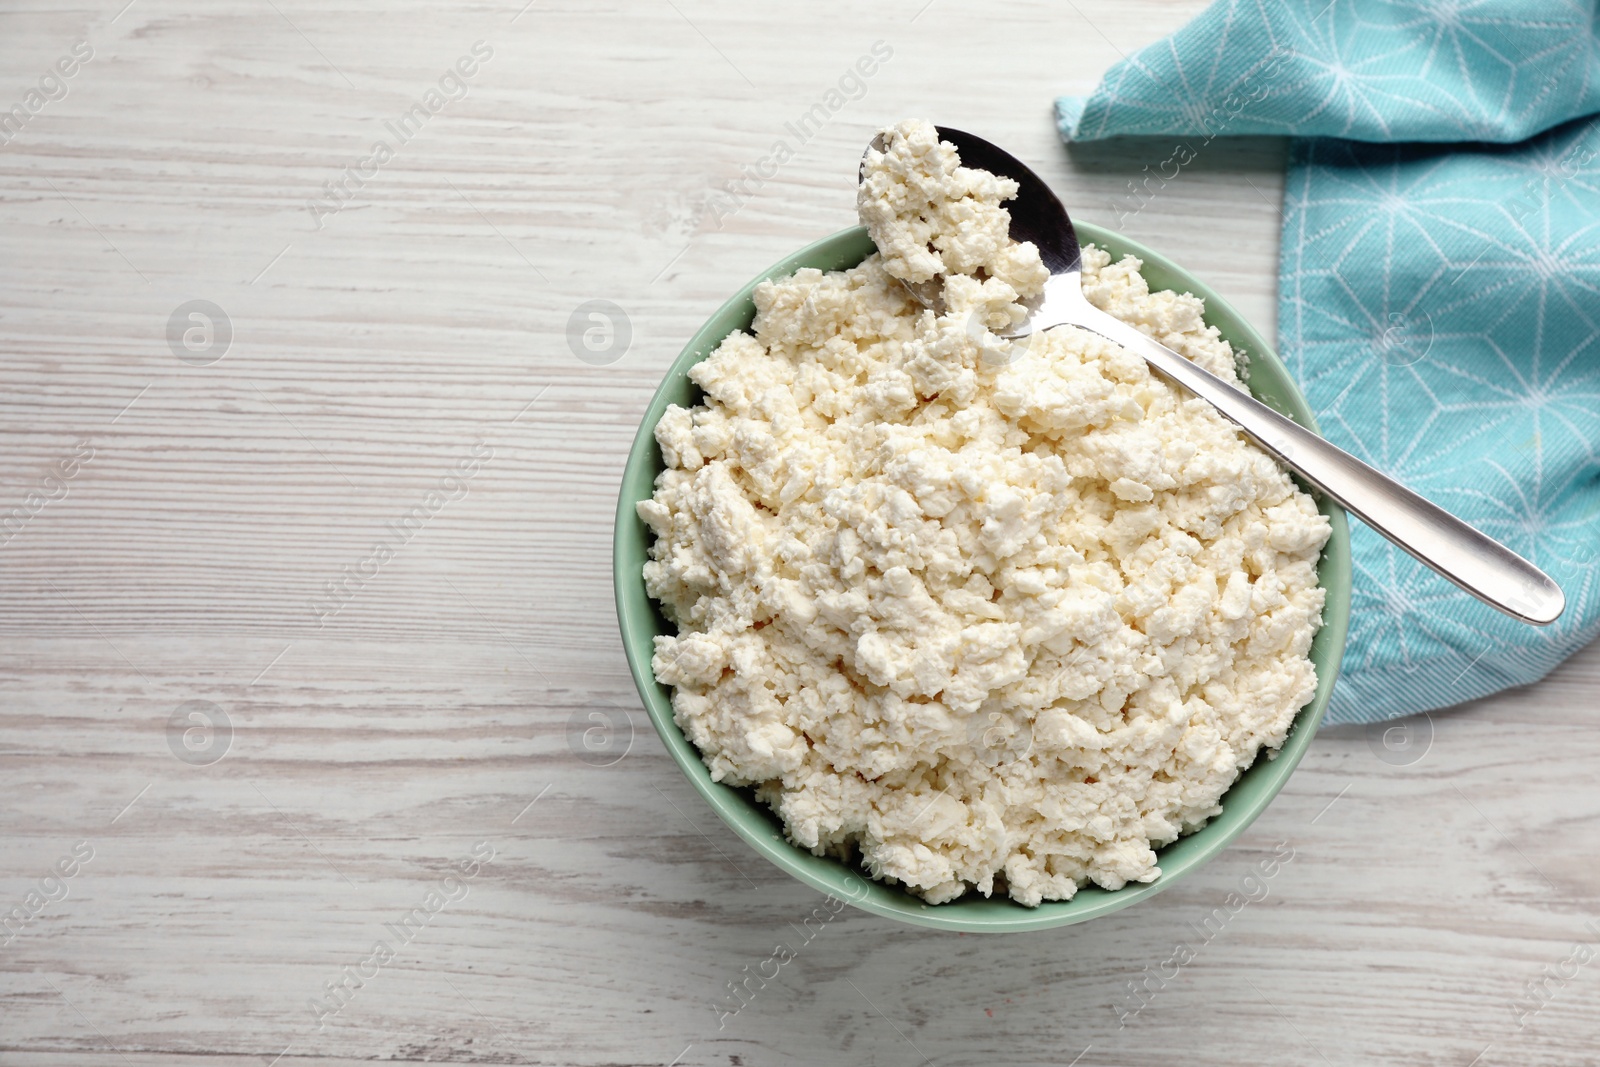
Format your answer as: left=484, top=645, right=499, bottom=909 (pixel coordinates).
left=1056, top=0, right=1600, bottom=725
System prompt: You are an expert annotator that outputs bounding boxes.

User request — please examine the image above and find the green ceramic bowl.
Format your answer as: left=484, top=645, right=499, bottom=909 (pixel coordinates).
left=614, top=224, right=1351, bottom=933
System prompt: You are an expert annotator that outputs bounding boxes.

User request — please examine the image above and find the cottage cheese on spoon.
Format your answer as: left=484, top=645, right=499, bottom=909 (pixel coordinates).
left=639, top=120, right=1329, bottom=906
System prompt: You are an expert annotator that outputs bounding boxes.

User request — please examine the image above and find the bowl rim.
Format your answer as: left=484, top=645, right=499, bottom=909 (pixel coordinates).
left=614, top=223, right=1351, bottom=932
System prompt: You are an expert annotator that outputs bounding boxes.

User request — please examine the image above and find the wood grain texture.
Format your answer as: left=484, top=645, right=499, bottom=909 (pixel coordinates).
left=2, top=1, right=1597, bottom=1065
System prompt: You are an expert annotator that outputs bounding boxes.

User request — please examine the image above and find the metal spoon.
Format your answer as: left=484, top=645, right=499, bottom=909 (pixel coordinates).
left=859, top=127, right=1565, bottom=626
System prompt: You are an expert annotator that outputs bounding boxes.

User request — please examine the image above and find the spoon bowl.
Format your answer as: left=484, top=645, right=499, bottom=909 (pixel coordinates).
left=858, top=126, right=1080, bottom=319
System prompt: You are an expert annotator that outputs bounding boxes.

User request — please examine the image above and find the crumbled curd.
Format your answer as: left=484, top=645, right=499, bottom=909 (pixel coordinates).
left=639, top=120, right=1329, bottom=905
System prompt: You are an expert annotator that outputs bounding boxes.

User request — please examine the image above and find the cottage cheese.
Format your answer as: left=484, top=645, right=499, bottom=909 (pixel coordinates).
left=639, top=120, right=1329, bottom=906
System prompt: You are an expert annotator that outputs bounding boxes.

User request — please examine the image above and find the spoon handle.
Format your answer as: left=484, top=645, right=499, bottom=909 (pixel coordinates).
left=1069, top=303, right=1566, bottom=626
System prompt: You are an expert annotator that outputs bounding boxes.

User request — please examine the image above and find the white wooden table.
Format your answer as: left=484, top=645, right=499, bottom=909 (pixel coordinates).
left=3, top=2, right=1597, bottom=1064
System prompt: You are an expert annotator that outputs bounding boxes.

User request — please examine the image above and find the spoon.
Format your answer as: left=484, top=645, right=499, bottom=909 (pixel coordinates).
left=860, top=127, right=1566, bottom=626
